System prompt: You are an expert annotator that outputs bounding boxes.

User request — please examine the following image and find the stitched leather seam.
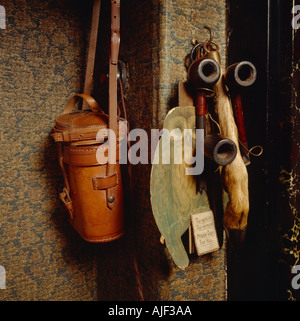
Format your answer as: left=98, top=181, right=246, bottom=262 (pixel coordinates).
left=68, top=148, right=99, bottom=152
left=82, top=232, right=125, bottom=243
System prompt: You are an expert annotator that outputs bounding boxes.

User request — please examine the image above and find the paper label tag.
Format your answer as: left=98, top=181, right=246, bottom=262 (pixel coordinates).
left=190, top=210, right=219, bottom=256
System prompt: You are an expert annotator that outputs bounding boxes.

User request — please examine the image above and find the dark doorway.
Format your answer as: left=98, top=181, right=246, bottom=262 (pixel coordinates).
left=226, top=0, right=299, bottom=301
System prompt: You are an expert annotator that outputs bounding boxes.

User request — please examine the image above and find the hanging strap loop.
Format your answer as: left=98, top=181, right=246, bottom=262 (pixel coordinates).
left=63, top=93, right=105, bottom=114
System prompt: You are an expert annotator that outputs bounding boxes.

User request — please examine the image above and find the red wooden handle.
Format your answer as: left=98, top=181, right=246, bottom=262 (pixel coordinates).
left=195, top=92, right=207, bottom=116
left=233, top=94, right=247, bottom=144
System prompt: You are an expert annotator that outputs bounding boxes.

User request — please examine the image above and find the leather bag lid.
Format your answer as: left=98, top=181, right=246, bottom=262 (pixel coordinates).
left=55, top=110, right=108, bottom=131
left=52, top=94, right=126, bottom=144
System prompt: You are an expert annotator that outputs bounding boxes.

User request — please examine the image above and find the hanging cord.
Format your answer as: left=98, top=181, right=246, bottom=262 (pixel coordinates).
left=239, top=140, right=264, bottom=157
left=118, top=78, right=144, bottom=301
left=208, top=112, right=221, bottom=133
left=118, top=78, right=128, bottom=121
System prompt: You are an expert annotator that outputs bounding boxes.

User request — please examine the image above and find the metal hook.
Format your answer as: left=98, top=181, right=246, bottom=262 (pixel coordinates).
left=190, top=42, right=204, bottom=61
left=189, top=26, right=215, bottom=63
left=204, top=25, right=213, bottom=46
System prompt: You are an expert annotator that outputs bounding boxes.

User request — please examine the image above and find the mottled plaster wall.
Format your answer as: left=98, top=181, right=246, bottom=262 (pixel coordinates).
left=0, top=0, right=98, bottom=301
left=119, top=0, right=227, bottom=301
left=151, top=0, right=226, bottom=129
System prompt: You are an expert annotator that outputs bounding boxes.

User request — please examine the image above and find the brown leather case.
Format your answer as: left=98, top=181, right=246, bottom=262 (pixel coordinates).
left=52, top=93, right=126, bottom=242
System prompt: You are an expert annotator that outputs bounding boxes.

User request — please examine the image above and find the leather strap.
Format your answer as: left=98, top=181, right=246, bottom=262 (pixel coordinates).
left=52, top=126, right=108, bottom=143
left=106, top=0, right=120, bottom=209
left=92, top=173, right=119, bottom=190
left=57, top=144, right=74, bottom=220
left=83, top=0, right=101, bottom=110
left=63, top=93, right=104, bottom=114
